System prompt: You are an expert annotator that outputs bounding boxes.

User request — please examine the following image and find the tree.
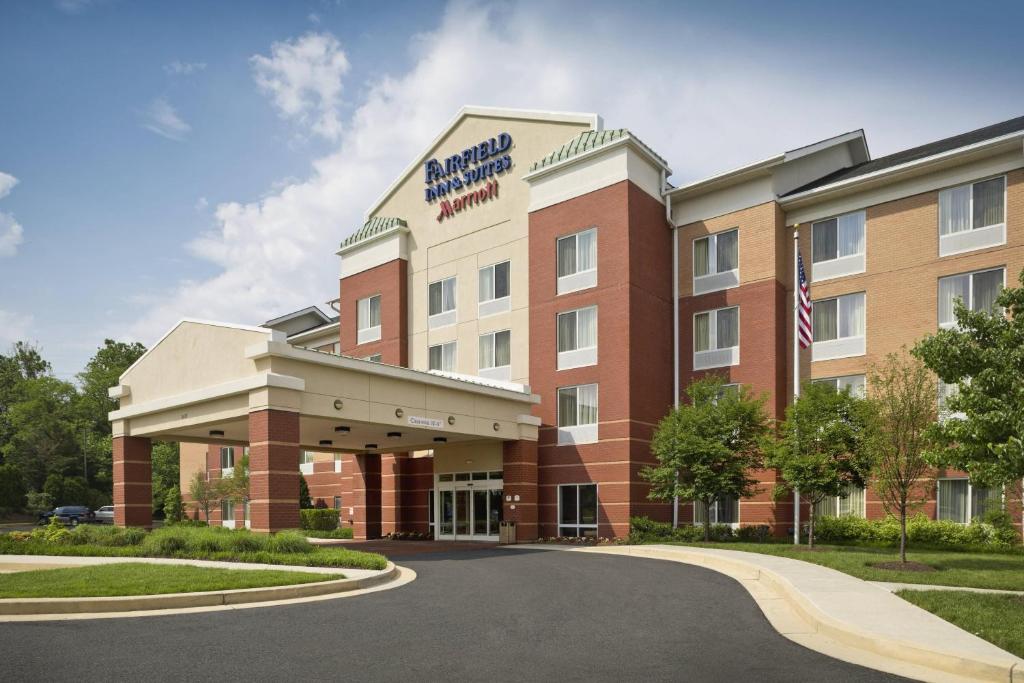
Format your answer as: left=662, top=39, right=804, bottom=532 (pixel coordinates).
left=299, top=474, right=312, bottom=509
left=913, top=269, right=1024, bottom=488
left=642, top=376, right=769, bottom=542
left=0, top=463, right=25, bottom=512
left=1, top=376, right=82, bottom=490
left=188, top=470, right=216, bottom=523
left=164, top=487, right=184, bottom=524
left=151, top=442, right=180, bottom=517
left=768, top=382, right=874, bottom=547
left=25, top=490, right=54, bottom=516
left=867, top=352, right=937, bottom=563
left=216, top=453, right=249, bottom=524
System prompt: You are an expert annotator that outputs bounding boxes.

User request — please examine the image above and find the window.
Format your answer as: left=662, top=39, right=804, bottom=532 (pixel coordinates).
left=813, top=484, right=866, bottom=518
left=557, top=384, right=598, bottom=445
left=811, top=210, right=865, bottom=281
left=220, top=500, right=234, bottom=527
left=219, top=447, right=235, bottom=476
left=812, top=374, right=866, bottom=397
left=364, top=354, right=382, bottom=363
left=478, top=330, right=511, bottom=380
left=333, top=453, right=343, bottom=473
left=693, top=496, right=739, bottom=525
left=938, top=380, right=966, bottom=422
left=333, top=496, right=342, bottom=510
left=557, top=306, right=597, bottom=370
left=428, top=277, right=457, bottom=328
left=559, top=483, right=598, bottom=537
left=428, top=341, right=457, bottom=372
left=479, top=260, right=511, bottom=316
left=937, top=479, right=1001, bottom=524
left=939, top=176, right=1006, bottom=256
left=693, top=306, right=739, bottom=370
left=693, top=228, right=739, bottom=294
left=811, top=292, right=865, bottom=361
left=938, top=268, right=1004, bottom=329
left=556, top=228, right=597, bottom=294
left=356, top=295, right=381, bottom=344
left=300, top=450, right=315, bottom=475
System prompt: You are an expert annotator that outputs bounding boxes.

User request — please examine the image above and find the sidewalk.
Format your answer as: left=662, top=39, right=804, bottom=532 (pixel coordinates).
left=512, top=543, right=1024, bottom=683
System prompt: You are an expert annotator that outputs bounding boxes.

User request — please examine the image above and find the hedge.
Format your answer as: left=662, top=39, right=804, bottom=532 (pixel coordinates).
left=813, top=512, right=1020, bottom=549
left=300, top=508, right=340, bottom=531
left=628, top=516, right=771, bottom=544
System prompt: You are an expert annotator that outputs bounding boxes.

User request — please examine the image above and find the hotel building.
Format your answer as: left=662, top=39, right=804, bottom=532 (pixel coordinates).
left=111, top=107, right=1024, bottom=540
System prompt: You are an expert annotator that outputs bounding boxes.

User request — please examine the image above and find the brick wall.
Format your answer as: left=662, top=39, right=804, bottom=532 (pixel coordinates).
left=339, top=258, right=408, bottom=364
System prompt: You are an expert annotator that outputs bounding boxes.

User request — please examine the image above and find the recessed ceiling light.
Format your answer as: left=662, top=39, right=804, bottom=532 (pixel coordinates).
left=433, top=437, right=447, bottom=443
left=209, top=430, right=224, bottom=437
left=364, top=443, right=378, bottom=449
left=387, top=431, right=401, bottom=438
left=334, top=426, right=350, bottom=433
left=319, top=440, right=332, bottom=446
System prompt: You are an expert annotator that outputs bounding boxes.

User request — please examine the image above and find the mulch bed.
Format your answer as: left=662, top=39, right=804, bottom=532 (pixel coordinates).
left=870, top=561, right=936, bottom=572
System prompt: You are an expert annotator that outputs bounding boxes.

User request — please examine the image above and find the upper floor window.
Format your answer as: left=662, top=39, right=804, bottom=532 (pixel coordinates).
left=937, top=479, right=1000, bottom=524
left=478, top=330, right=511, bottom=381
left=428, top=277, right=457, bottom=329
left=479, top=260, right=511, bottom=317
left=938, top=267, right=1004, bottom=329
left=300, top=450, right=315, bottom=475
left=219, top=446, right=235, bottom=475
left=356, top=294, right=381, bottom=344
left=811, top=210, right=865, bottom=281
left=556, top=228, right=597, bottom=294
left=693, top=228, right=739, bottom=295
left=557, top=383, right=598, bottom=445
left=693, top=306, right=739, bottom=370
left=556, top=305, right=597, bottom=370
left=812, top=292, right=865, bottom=361
left=938, top=380, right=965, bottom=422
left=428, top=341, right=457, bottom=373
left=938, top=176, right=1006, bottom=256
left=812, top=374, right=866, bottom=397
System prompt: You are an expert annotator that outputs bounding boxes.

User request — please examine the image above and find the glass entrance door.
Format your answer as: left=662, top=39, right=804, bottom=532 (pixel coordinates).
left=455, top=490, right=471, bottom=536
left=434, top=471, right=504, bottom=541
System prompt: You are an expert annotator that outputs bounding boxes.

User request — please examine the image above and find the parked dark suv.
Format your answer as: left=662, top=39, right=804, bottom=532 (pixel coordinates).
left=38, top=506, right=95, bottom=526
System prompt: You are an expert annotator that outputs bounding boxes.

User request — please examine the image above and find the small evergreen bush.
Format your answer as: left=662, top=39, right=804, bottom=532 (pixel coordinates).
left=300, top=508, right=340, bottom=531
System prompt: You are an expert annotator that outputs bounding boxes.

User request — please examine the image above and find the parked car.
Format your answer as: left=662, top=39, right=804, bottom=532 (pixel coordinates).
left=37, top=506, right=95, bottom=526
left=93, top=505, right=115, bottom=524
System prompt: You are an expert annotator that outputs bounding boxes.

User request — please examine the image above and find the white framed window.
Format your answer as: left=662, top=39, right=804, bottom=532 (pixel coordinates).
left=219, top=446, right=235, bottom=477
left=333, top=495, right=342, bottom=510
left=556, top=305, right=597, bottom=370
left=938, top=267, right=1004, bottom=330
left=938, top=176, right=1006, bottom=256
left=938, top=380, right=966, bottom=422
left=557, top=384, right=598, bottom=445
left=300, top=450, right=315, bottom=475
left=693, top=306, right=739, bottom=370
left=556, top=227, right=597, bottom=294
left=812, top=292, right=865, bottom=361
left=333, top=453, right=343, bottom=473
left=428, top=277, right=457, bottom=329
left=813, top=483, right=866, bottom=519
left=243, top=500, right=250, bottom=529
left=478, top=329, right=511, bottom=381
left=356, top=294, right=382, bottom=344
left=812, top=374, right=866, bottom=397
left=428, top=341, right=457, bottom=372
left=364, top=353, right=382, bottom=363
left=558, top=483, right=598, bottom=537
left=937, top=479, right=1001, bottom=524
left=479, top=260, right=511, bottom=317
left=693, top=495, right=739, bottom=526
left=220, top=499, right=235, bottom=528
left=693, top=228, right=739, bottom=294
left=812, top=210, right=865, bottom=281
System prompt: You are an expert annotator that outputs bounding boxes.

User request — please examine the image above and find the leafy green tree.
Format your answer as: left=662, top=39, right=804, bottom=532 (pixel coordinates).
left=25, top=490, right=54, bottom=516
left=642, top=376, right=769, bottom=542
left=913, top=269, right=1024, bottom=488
left=1, top=376, right=82, bottom=489
left=188, top=470, right=216, bottom=523
left=0, top=463, right=25, bottom=511
left=299, top=474, right=312, bottom=509
left=0, top=343, right=54, bottom=471
left=151, top=442, right=180, bottom=517
left=867, top=352, right=938, bottom=563
left=768, top=382, right=874, bottom=547
left=164, top=487, right=184, bottom=524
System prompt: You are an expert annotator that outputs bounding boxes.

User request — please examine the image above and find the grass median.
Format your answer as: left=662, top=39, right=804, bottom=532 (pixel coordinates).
left=896, top=590, right=1024, bottom=658
left=654, top=541, right=1024, bottom=591
left=1, top=524, right=387, bottom=571
left=0, top=562, right=333, bottom=598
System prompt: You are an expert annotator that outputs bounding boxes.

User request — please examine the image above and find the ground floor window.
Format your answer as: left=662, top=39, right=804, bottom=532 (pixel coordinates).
left=221, top=500, right=234, bottom=526
left=813, top=484, right=866, bottom=519
left=937, top=479, right=1000, bottom=523
left=559, top=483, right=598, bottom=537
left=693, top=496, right=739, bottom=525
left=333, top=496, right=341, bottom=510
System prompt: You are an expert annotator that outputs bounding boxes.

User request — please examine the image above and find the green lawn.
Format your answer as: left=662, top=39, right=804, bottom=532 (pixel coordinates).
left=658, top=542, right=1024, bottom=591
left=0, top=563, right=334, bottom=598
left=897, top=590, right=1024, bottom=658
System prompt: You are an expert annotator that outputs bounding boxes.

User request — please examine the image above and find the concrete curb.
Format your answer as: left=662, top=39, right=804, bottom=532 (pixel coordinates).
left=0, top=562, right=398, bottom=616
left=510, top=544, right=1023, bottom=683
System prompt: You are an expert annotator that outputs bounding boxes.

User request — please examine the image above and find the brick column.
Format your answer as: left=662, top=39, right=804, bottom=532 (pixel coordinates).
left=113, top=435, right=152, bottom=528
left=503, top=439, right=538, bottom=542
left=248, top=409, right=300, bottom=533
left=352, top=453, right=382, bottom=539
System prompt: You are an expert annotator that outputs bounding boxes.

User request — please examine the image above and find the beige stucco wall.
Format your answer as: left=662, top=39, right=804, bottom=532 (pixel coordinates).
left=179, top=442, right=208, bottom=493
left=432, top=440, right=502, bottom=474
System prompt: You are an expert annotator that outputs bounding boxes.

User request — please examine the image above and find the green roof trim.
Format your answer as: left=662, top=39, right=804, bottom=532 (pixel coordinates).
left=529, top=128, right=668, bottom=173
left=340, top=216, right=408, bottom=250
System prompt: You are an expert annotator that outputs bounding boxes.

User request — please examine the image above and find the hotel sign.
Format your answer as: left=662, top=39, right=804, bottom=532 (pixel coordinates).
left=424, top=132, right=512, bottom=222
left=408, top=415, right=444, bottom=430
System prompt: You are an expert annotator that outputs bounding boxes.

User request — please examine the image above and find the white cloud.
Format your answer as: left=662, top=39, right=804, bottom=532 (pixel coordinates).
left=141, top=97, right=192, bottom=141
left=194, top=197, right=209, bottom=211
left=0, top=172, right=17, bottom=200
left=0, top=310, right=33, bottom=347
left=250, top=31, right=349, bottom=141
left=307, top=13, right=320, bottom=24
left=55, top=0, right=96, bottom=13
left=164, top=61, right=207, bottom=76
left=0, top=172, right=23, bottom=258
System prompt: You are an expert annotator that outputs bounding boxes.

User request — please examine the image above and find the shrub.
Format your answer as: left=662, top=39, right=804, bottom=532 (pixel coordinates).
left=736, top=525, right=771, bottom=543
left=42, top=516, right=72, bottom=544
left=225, top=531, right=263, bottom=553
left=268, top=531, right=312, bottom=554
left=164, top=488, right=184, bottom=524
left=300, top=508, right=340, bottom=531
left=142, top=529, right=188, bottom=555
left=165, top=519, right=208, bottom=528
left=304, top=527, right=354, bottom=540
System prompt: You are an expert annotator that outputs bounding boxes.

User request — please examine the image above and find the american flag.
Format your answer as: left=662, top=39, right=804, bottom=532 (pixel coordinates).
left=797, top=252, right=812, bottom=348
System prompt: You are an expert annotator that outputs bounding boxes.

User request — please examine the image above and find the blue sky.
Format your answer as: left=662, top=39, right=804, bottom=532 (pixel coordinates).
left=1, top=0, right=1023, bottom=379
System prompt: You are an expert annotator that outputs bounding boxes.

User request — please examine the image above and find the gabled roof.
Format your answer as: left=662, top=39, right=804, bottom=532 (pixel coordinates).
left=528, top=128, right=669, bottom=174
left=783, top=114, right=1024, bottom=197
left=339, top=216, right=408, bottom=251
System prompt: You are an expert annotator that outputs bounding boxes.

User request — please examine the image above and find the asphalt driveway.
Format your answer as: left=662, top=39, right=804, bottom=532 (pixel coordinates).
left=1, top=545, right=906, bottom=681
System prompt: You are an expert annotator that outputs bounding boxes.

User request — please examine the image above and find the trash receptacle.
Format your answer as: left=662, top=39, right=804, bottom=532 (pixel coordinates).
left=499, top=521, right=516, bottom=545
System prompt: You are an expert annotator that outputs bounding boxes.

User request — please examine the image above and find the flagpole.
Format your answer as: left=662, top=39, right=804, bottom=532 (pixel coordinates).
left=792, top=228, right=801, bottom=545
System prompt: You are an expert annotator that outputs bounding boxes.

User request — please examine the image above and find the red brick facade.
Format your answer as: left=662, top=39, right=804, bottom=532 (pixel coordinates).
left=113, top=435, right=152, bottom=528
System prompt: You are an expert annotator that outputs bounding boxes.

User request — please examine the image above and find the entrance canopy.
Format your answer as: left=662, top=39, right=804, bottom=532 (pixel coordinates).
left=108, top=320, right=540, bottom=450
